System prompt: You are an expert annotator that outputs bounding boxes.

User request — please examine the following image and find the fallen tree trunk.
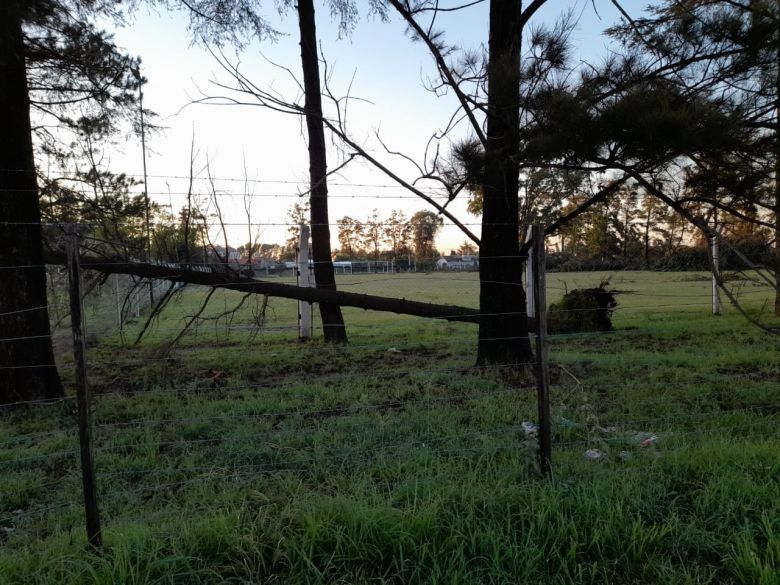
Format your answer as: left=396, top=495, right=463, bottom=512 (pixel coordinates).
left=45, top=253, right=535, bottom=327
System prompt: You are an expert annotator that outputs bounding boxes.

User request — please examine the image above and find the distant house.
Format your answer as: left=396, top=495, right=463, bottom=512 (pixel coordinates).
left=212, top=245, right=241, bottom=268
left=436, top=254, right=479, bottom=271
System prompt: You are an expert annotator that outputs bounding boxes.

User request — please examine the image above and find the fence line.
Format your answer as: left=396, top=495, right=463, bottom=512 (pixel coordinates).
left=2, top=226, right=778, bottom=553
left=2, top=381, right=773, bottom=450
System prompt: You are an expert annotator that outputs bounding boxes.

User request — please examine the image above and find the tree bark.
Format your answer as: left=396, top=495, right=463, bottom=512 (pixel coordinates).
left=477, top=0, right=533, bottom=366
left=297, top=0, right=348, bottom=342
left=0, top=1, right=63, bottom=404
left=774, top=26, right=779, bottom=315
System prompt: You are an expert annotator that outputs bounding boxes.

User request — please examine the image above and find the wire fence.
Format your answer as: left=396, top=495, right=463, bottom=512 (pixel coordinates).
left=1, top=228, right=778, bottom=551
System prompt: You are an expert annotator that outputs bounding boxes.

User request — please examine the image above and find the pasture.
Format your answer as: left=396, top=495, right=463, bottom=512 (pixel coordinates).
left=1, top=270, right=778, bottom=584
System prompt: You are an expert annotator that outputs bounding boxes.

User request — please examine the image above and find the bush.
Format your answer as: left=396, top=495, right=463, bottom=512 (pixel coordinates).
left=547, top=285, right=618, bottom=333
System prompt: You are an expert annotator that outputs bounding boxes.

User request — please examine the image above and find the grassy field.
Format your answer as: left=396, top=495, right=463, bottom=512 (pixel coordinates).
left=1, top=270, right=779, bottom=584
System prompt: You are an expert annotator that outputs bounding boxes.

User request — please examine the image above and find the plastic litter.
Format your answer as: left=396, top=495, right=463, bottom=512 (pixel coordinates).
left=632, top=432, right=658, bottom=447
left=584, top=448, right=604, bottom=461
left=521, top=421, right=539, bottom=438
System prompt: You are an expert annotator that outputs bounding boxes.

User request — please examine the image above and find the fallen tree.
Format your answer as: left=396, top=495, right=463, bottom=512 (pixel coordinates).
left=45, top=252, right=534, bottom=327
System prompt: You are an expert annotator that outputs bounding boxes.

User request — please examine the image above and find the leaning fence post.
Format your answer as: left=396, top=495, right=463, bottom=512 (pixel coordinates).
left=66, top=231, right=102, bottom=548
left=297, top=223, right=312, bottom=340
left=532, top=224, right=552, bottom=477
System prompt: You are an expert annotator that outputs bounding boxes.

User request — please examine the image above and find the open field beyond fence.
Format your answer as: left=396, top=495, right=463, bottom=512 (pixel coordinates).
left=2, top=271, right=779, bottom=584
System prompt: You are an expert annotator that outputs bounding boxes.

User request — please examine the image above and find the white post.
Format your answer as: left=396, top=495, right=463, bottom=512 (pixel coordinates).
left=298, top=224, right=312, bottom=339
left=711, top=235, right=721, bottom=315
left=525, top=226, right=535, bottom=317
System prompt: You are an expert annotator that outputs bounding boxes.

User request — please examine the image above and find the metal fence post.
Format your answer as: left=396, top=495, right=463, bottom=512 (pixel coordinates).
left=66, top=231, right=102, bottom=548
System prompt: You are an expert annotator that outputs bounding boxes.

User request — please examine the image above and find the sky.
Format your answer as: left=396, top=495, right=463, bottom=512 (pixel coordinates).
left=101, top=0, right=629, bottom=253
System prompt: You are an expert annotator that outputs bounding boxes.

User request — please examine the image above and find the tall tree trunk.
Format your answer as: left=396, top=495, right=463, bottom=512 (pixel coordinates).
left=774, top=131, right=779, bottom=315
left=0, top=2, right=63, bottom=403
left=297, top=0, right=348, bottom=342
left=477, top=0, right=533, bottom=366
left=774, top=27, right=780, bottom=315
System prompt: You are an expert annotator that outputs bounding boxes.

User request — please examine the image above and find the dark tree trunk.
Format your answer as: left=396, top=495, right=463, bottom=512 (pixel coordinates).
left=477, top=0, right=533, bottom=366
left=0, top=2, right=63, bottom=403
left=774, top=144, right=779, bottom=315
left=296, top=0, right=348, bottom=343
left=774, top=29, right=780, bottom=315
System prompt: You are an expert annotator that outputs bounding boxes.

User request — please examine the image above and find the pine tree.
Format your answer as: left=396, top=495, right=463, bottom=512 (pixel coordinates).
left=1, top=0, right=140, bottom=403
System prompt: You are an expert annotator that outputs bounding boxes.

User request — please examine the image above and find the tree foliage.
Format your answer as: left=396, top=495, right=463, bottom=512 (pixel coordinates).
left=410, top=210, right=443, bottom=262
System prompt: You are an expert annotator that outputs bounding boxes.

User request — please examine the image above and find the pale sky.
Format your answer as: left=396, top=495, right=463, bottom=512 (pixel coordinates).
left=101, top=0, right=629, bottom=253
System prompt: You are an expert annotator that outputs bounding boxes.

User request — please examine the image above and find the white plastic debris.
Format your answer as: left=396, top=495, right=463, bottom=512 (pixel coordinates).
left=521, top=421, right=539, bottom=438
left=584, top=448, right=605, bottom=461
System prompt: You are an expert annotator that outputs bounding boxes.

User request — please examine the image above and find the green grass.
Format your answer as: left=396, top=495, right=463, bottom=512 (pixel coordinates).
left=1, top=270, right=779, bottom=584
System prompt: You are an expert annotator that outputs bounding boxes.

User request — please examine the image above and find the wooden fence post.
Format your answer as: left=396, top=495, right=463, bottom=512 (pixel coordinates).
left=525, top=226, right=535, bottom=318
left=298, top=224, right=312, bottom=340
left=532, top=224, right=552, bottom=477
left=66, top=232, right=102, bottom=548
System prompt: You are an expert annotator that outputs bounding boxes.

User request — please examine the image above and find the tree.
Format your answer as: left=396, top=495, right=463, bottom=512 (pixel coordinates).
left=410, top=210, right=443, bottom=263
left=637, top=193, right=668, bottom=266
left=606, top=185, right=641, bottom=265
left=39, top=162, right=149, bottom=260
left=337, top=216, right=363, bottom=259
left=582, top=207, right=614, bottom=263
left=295, top=0, right=349, bottom=341
left=475, top=1, right=527, bottom=365
left=456, top=241, right=478, bottom=256
left=1, top=0, right=140, bottom=403
left=383, top=209, right=412, bottom=260
left=383, top=1, right=575, bottom=366
left=361, top=209, right=383, bottom=261
left=282, top=201, right=310, bottom=261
